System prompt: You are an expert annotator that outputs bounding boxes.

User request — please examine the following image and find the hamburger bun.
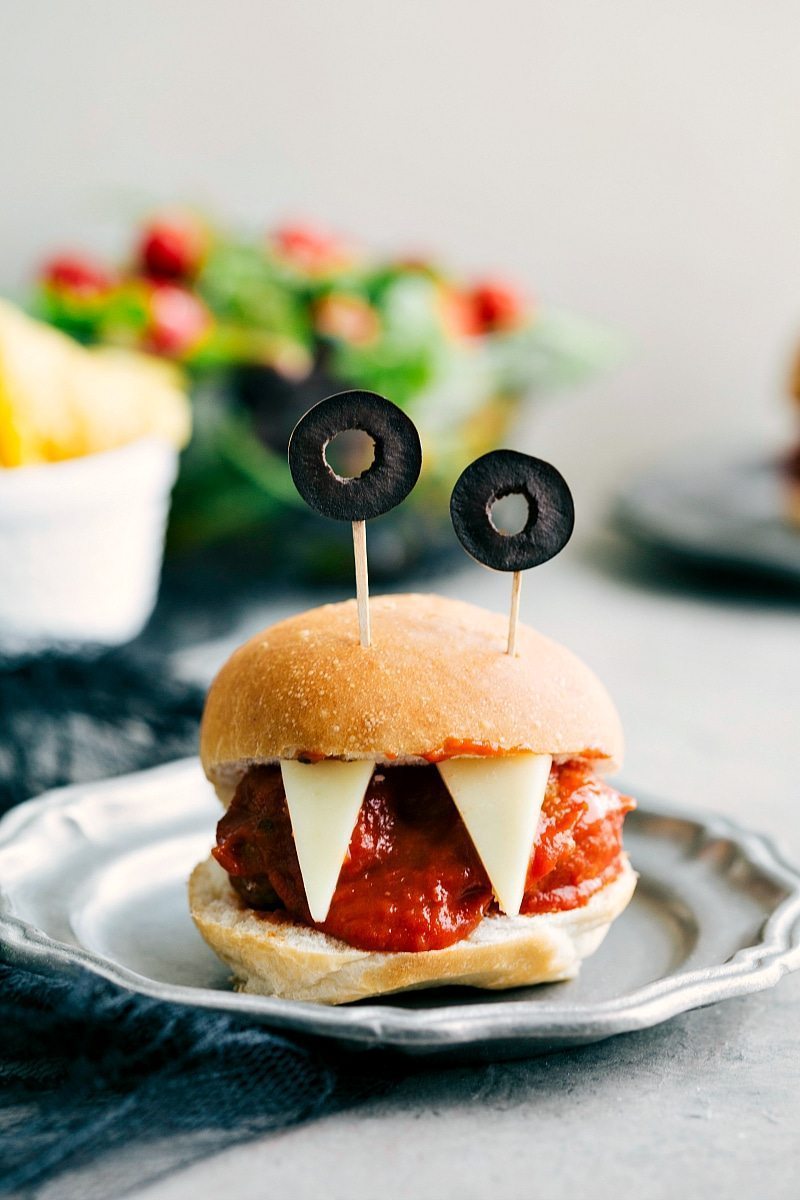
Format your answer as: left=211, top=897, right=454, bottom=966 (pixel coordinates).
left=200, top=593, right=624, bottom=800
left=190, top=855, right=637, bottom=1005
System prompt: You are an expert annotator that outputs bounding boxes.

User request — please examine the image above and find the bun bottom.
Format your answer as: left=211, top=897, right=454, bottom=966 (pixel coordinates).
left=189, top=857, right=637, bottom=1005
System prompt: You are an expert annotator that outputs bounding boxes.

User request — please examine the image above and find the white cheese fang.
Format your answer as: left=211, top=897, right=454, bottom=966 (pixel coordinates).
left=437, top=754, right=552, bottom=916
left=279, top=759, right=375, bottom=923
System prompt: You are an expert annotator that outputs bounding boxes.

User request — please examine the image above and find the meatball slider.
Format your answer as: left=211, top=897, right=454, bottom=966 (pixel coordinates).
left=190, top=593, right=636, bottom=1004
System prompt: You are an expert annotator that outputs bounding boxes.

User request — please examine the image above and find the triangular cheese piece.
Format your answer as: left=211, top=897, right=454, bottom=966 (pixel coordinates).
left=437, top=754, right=552, bottom=915
left=280, top=759, right=375, bottom=923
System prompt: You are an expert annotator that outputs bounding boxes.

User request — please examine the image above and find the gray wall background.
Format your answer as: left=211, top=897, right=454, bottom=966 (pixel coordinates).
left=2, top=0, right=799, bottom=509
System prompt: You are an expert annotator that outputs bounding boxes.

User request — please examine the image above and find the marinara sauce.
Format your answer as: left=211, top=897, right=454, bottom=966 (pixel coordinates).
left=213, top=761, right=634, bottom=953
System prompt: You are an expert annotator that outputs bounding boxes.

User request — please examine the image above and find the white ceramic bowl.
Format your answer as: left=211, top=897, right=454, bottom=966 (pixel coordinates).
left=0, top=438, right=179, bottom=656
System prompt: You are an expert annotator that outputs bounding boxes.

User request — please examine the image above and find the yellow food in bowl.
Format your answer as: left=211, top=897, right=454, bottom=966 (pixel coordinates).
left=0, top=299, right=191, bottom=468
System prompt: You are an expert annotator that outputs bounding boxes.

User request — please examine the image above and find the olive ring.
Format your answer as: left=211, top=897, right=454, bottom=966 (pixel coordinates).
left=450, top=449, right=574, bottom=571
left=288, top=391, right=423, bottom=522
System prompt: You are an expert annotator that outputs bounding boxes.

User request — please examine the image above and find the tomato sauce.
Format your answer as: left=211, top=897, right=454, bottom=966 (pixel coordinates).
left=213, top=761, right=634, bottom=953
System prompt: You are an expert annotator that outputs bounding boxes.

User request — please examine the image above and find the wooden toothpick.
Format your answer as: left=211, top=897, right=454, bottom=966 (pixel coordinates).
left=507, top=570, right=522, bottom=656
left=352, top=520, right=371, bottom=648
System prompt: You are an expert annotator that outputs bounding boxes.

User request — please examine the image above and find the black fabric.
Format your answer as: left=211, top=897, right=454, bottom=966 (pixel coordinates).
left=0, top=653, right=379, bottom=1198
left=0, top=964, right=340, bottom=1198
left=0, top=650, right=204, bottom=816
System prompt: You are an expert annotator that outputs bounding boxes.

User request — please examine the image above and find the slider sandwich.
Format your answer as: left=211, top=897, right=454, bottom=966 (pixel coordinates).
left=190, top=593, right=636, bottom=1004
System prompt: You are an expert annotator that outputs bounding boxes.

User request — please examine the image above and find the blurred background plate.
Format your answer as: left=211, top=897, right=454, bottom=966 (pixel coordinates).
left=1, top=759, right=799, bottom=1061
left=615, top=448, right=800, bottom=585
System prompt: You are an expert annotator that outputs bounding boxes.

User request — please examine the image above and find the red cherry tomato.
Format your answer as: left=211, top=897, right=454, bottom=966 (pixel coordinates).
left=147, top=284, right=211, bottom=356
left=41, top=254, right=113, bottom=296
left=272, top=222, right=349, bottom=273
left=470, top=279, right=526, bottom=332
left=138, top=215, right=206, bottom=280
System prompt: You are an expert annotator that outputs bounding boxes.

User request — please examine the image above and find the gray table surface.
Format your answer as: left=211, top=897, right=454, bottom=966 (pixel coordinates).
left=123, top=525, right=800, bottom=1200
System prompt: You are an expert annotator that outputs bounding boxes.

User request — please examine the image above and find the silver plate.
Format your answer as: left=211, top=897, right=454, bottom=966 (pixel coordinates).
left=615, top=452, right=800, bottom=584
left=1, top=759, right=800, bottom=1059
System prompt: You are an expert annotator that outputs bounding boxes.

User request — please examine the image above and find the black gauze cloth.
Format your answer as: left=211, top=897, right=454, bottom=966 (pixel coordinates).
left=0, top=652, right=369, bottom=1197
left=0, top=965, right=339, bottom=1198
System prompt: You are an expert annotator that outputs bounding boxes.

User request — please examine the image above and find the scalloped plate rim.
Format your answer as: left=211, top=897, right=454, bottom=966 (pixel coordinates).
left=1, top=758, right=799, bottom=1051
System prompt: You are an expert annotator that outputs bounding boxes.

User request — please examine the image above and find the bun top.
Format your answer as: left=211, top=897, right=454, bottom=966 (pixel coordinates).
left=200, top=593, right=623, bottom=783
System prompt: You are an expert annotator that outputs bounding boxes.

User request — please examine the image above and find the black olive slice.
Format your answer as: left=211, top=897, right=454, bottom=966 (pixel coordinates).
left=288, top=390, right=422, bottom=522
left=450, top=449, right=574, bottom=571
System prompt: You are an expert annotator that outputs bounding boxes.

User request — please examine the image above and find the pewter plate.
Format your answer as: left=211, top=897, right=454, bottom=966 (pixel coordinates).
left=1, top=759, right=799, bottom=1060
left=615, top=452, right=800, bottom=584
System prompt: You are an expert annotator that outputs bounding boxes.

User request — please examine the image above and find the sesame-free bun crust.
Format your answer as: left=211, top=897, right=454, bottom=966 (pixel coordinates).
left=189, top=856, right=636, bottom=1004
left=200, top=593, right=624, bottom=788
